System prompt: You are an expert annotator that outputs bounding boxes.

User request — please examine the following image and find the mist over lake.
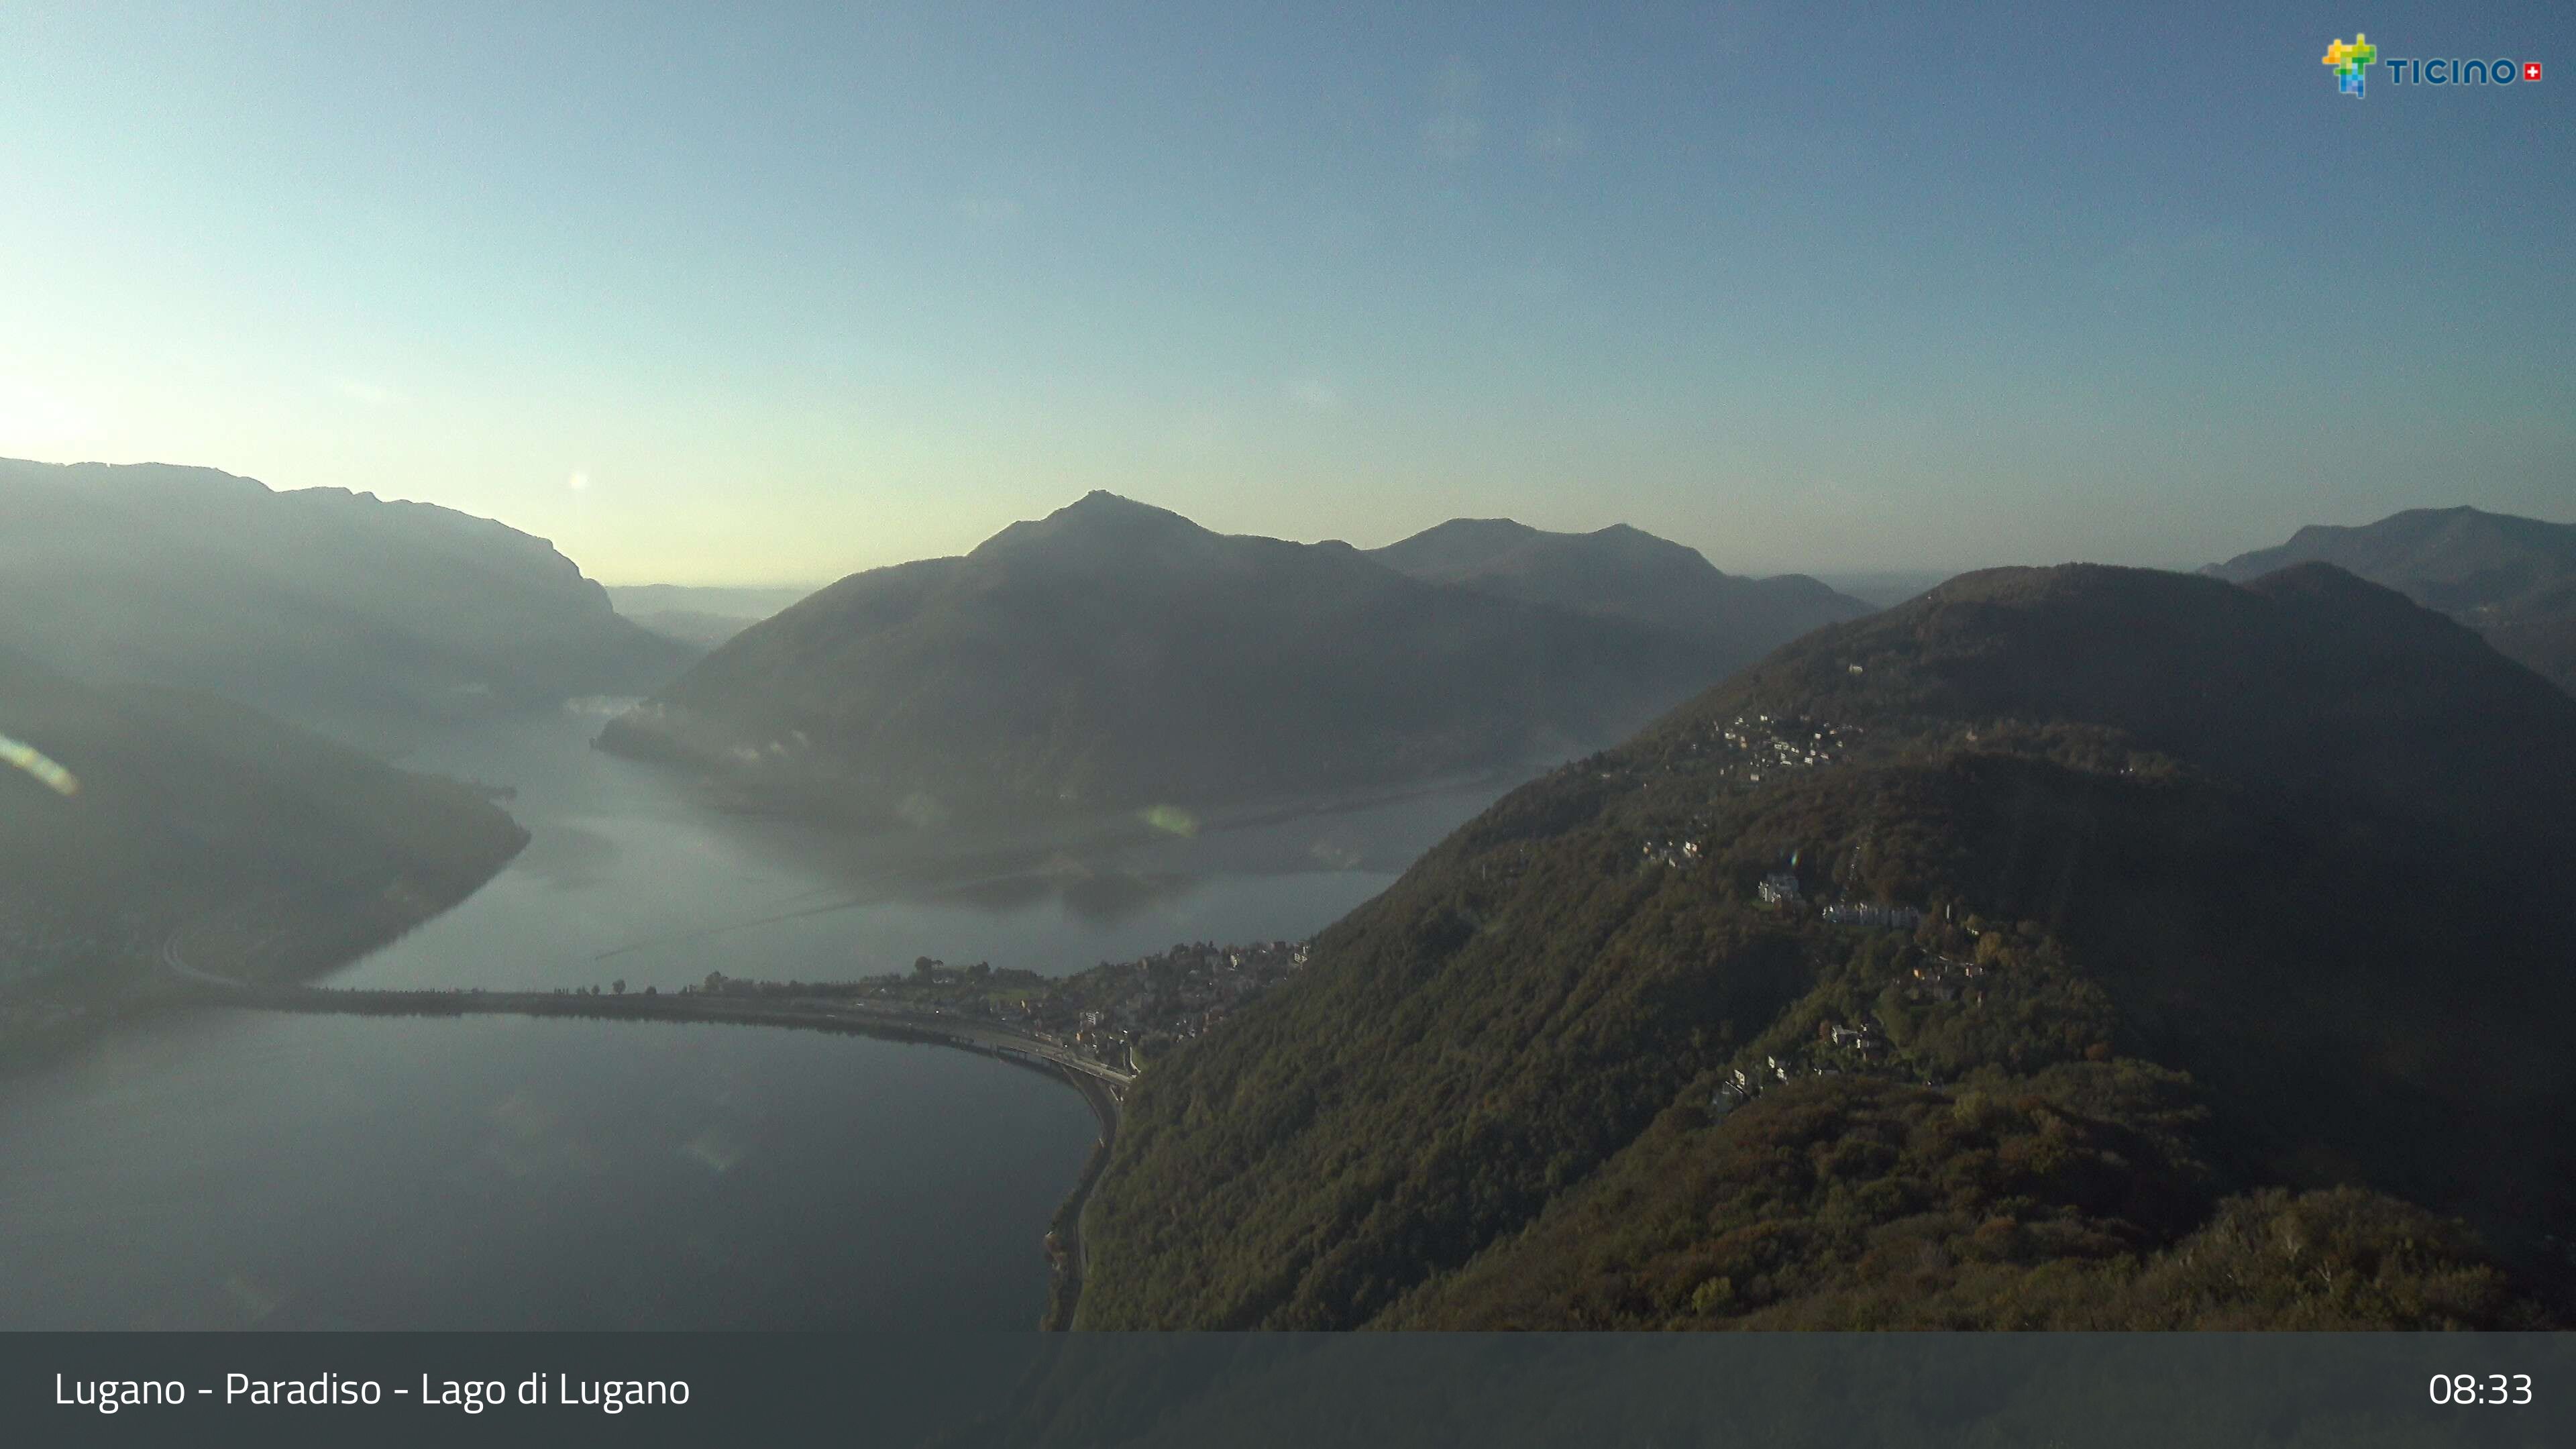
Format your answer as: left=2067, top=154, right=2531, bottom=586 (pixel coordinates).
left=0, top=703, right=1502, bottom=1329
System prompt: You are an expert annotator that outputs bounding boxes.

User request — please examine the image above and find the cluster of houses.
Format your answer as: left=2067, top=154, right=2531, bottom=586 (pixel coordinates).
left=1642, top=838, right=1703, bottom=867
left=1820, top=1018, right=1890, bottom=1057
left=1751, top=873, right=1924, bottom=934
left=1004, top=939, right=1311, bottom=1066
left=1695, top=713, right=1865, bottom=788
left=693, top=939, right=1314, bottom=1075
left=1902, top=954, right=1988, bottom=1005
left=1646, top=847, right=1930, bottom=943
left=1820, top=901, right=1924, bottom=930
left=1709, top=1016, right=1896, bottom=1114
left=797, top=939, right=1316, bottom=1073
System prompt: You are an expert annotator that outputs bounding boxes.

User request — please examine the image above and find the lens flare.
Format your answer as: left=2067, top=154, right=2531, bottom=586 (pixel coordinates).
left=1139, top=804, right=1199, bottom=838
left=0, top=733, right=79, bottom=796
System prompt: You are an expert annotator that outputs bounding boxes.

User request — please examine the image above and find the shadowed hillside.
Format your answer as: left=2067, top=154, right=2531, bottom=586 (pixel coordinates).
left=2209, top=506, right=2576, bottom=696
left=598, top=495, right=1835, bottom=823
left=1073, top=562, right=2576, bottom=1332
left=0, top=458, right=696, bottom=751
left=0, top=649, right=528, bottom=1059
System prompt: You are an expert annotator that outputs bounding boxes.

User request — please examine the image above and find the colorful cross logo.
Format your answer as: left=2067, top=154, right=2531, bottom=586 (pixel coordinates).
left=2323, top=34, right=2378, bottom=96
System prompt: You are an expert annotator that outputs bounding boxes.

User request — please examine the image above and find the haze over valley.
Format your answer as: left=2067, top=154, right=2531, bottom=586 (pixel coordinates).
left=605, top=584, right=817, bottom=649
left=3, top=5, right=2571, bottom=1378
left=5, top=449, right=2573, bottom=1343
left=596, top=492, right=1869, bottom=823
left=0, top=458, right=694, bottom=753
left=0, top=646, right=527, bottom=1058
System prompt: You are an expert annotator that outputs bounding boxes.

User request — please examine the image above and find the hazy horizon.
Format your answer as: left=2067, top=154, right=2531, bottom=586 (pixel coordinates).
left=9, top=1, right=2576, bottom=1385
left=4, top=3, right=2568, bottom=585
left=24, top=455, right=2569, bottom=594
left=0, top=453, right=2218, bottom=589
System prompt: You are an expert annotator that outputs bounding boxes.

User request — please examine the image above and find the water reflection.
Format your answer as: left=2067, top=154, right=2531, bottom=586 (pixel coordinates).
left=343, top=705, right=1508, bottom=992
left=0, top=1012, right=1095, bottom=1330
left=936, top=863, right=1193, bottom=924
left=0, top=702, right=1513, bottom=1328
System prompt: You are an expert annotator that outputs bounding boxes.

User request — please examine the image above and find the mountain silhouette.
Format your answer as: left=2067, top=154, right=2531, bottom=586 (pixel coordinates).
left=2208, top=506, right=2576, bottom=695
left=1368, top=517, right=1870, bottom=644
left=598, top=494, right=1856, bottom=821
left=0, top=458, right=694, bottom=751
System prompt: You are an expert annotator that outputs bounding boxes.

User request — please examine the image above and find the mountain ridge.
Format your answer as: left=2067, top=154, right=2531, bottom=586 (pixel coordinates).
left=0, top=457, right=695, bottom=751
left=597, top=494, right=1868, bottom=821
left=1368, top=515, right=1870, bottom=641
left=2208, top=505, right=2576, bottom=695
left=1073, top=560, right=2576, bottom=1331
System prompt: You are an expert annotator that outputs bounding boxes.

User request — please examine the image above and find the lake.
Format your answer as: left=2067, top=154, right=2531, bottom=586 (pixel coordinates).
left=0, top=704, right=1504, bottom=1328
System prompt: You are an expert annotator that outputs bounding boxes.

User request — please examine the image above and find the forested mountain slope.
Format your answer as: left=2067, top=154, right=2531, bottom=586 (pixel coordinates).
left=1077, top=563, right=2576, bottom=1330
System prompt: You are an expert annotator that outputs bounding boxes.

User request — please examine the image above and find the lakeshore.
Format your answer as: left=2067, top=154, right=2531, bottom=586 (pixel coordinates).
left=0, top=707, right=1495, bottom=1330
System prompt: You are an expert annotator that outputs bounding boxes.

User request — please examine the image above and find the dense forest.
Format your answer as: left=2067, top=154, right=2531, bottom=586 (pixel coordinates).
left=1074, top=562, right=2576, bottom=1330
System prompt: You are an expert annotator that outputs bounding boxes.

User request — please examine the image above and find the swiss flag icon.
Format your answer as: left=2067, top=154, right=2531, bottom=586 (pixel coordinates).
left=2524, top=62, right=2542, bottom=82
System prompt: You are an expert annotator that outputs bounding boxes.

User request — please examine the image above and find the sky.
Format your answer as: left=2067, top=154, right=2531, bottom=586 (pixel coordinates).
left=2, top=2, right=2569, bottom=585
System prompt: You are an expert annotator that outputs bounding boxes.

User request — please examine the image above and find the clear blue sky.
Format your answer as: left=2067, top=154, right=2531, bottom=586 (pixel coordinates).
left=3, top=2, right=2568, bottom=583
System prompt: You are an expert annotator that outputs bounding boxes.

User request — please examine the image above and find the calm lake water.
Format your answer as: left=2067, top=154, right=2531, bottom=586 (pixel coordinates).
left=0, top=704, right=1503, bottom=1329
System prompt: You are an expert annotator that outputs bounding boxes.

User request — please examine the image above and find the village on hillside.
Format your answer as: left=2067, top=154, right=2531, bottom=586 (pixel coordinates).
left=696, top=938, right=1311, bottom=1076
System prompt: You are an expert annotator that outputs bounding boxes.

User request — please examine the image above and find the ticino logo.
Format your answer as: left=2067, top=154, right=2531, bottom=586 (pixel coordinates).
left=2324, top=35, right=2541, bottom=97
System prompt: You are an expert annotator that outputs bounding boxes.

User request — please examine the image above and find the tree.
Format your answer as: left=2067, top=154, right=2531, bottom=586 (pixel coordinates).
left=612, top=978, right=626, bottom=996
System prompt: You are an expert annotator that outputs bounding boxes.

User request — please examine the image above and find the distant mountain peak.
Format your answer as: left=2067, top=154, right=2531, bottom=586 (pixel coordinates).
left=2241, top=557, right=2403, bottom=601
left=2208, top=506, right=2576, bottom=695
left=1417, top=517, right=1541, bottom=540
left=1065, top=488, right=1161, bottom=515
left=601, top=496, right=1892, bottom=818
left=0, top=455, right=692, bottom=750
left=2222, top=505, right=2571, bottom=569
left=969, top=492, right=1216, bottom=565
left=1369, top=515, right=1872, bottom=639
